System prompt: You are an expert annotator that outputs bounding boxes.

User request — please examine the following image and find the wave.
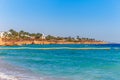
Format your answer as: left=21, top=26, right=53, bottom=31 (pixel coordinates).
left=0, top=58, right=51, bottom=80
left=0, top=72, right=18, bottom=80
left=0, top=47, right=117, bottom=50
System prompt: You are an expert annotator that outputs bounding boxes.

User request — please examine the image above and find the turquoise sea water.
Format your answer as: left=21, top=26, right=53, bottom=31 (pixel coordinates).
left=0, top=44, right=120, bottom=80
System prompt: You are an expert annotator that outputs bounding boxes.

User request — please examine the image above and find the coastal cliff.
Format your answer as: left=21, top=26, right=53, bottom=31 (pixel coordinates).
left=0, top=38, right=107, bottom=46
left=0, top=38, right=4, bottom=46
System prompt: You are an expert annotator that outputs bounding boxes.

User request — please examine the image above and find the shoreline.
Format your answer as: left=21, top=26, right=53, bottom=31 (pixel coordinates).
left=0, top=58, right=50, bottom=80
left=0, top=59, right=20, bottom=80
left=0, top=39, right=107, bottom=46
left=0, top=58, right=69, bottom=80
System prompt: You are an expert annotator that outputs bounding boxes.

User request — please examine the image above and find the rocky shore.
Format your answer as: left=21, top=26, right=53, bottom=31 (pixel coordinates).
left=0, top=38, right=107, bottom=46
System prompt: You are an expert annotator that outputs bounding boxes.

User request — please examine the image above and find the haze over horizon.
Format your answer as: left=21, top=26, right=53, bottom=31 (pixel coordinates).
left=0, top=0, right=120, bottom=42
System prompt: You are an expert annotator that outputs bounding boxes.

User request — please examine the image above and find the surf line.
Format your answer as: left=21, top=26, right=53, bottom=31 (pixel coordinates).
left=0, top=47, right=116, bottom=50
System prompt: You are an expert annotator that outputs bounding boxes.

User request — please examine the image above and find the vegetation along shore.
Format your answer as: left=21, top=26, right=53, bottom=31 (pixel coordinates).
left=0, top=29, right=107, bottom=46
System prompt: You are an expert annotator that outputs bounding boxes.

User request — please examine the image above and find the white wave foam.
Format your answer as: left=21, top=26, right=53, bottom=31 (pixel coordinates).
left=0, top=72, right=18, bottom=80
left=0, top=47, right=113, bottom=50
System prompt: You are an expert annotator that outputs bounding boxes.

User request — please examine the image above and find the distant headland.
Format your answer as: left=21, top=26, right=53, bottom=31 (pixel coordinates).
left=0, top=29, right=107, bottom=46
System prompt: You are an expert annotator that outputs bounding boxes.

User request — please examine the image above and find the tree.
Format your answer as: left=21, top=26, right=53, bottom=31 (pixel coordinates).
left=65, top=36, right=75, bottom=42
left=76, top=36, right=81, bottom=41
left=56, top=36, right=64, bottom=40
left=46, top=35, right=56, bottom=40
left=19, top=30, right=30, bottom=40
left=8, top=29, right=19, bottom=40
left=35, top=33, right=43, bottom=39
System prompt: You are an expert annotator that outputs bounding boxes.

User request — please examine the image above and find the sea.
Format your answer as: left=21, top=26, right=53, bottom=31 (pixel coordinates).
left=0, top=44, right=120, bottom=80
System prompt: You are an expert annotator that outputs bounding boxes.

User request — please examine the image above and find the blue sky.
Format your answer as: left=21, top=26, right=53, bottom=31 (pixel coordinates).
left=0, top=0, right=120, bottom=42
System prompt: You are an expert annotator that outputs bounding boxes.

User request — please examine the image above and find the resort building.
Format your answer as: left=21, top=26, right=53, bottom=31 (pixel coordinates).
left=41, top=34, right=46, bottom=39
left=0, top=31, right=5, bottom=38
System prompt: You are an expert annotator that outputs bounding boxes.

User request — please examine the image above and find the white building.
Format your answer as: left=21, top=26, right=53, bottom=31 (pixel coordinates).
left=41, top=34, right=46, bottom=39
left=0, top=31, right=5, bottom=38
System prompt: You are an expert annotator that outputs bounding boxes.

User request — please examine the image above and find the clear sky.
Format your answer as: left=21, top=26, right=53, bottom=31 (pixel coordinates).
left=0, top=0, right=120, bottom=42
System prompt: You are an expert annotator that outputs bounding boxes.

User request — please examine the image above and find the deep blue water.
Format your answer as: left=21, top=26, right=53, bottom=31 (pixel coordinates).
left=0, top=44, right=120, bottom=80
